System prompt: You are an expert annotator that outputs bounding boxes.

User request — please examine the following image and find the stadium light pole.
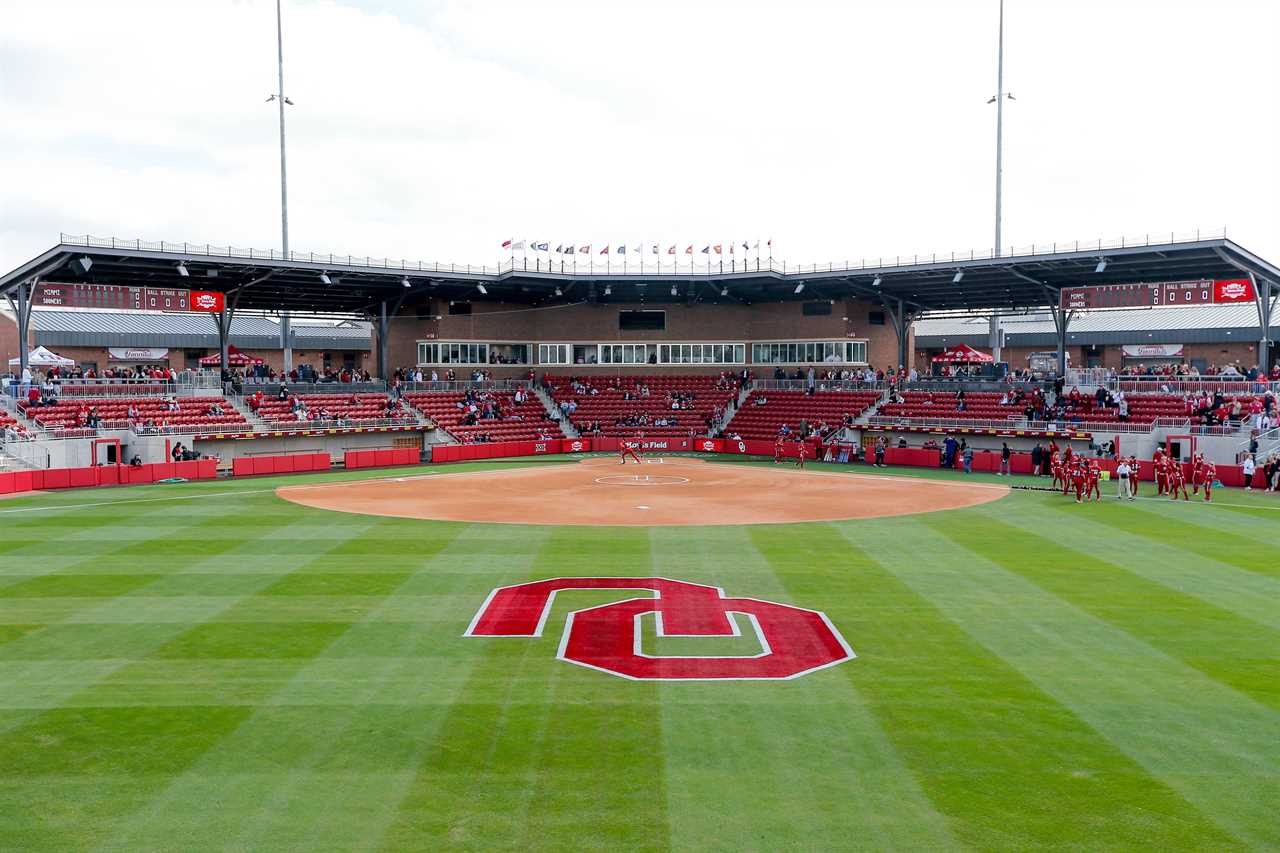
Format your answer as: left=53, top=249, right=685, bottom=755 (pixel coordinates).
left=267, top=0, right=295, bottom=373
left=987, top=0, right=1014, bottom=367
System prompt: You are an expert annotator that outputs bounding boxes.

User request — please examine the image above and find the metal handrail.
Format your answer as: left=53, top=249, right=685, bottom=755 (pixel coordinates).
left=58, top=227, right=1228, bottom=279
left=752, top=380, right=888, bottom=392
left=400, top=380, right=533, bottom=393
left=865, top=414, right=1168, bottom=435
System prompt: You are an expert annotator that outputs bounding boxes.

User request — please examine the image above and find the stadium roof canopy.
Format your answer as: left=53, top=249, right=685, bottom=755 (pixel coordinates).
left=915, top=304, right=1280, bottom=349
left=23, top=309, right=370, bottom=351
left=2, top=233, right=1278, bottom=317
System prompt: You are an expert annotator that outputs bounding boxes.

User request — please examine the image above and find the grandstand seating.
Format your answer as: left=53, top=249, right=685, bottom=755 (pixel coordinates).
left=17, top=397, right=248, bottom=431
left=542, top=374, right=737, bottom=438
left=250, top=392, right=409, bottom=425
left=725, top=390, right=882, bottom=440
left=405, top=390, right=552, bottom=442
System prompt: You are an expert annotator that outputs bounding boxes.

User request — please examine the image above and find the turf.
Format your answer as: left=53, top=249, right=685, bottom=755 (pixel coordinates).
left=0, top=457, right=1276, bottom=851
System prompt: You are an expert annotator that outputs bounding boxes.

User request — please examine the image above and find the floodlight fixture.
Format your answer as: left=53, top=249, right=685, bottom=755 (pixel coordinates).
left=176, top=262, right=190, bottom=277
left=476, top=283, right=488, bottom=295
left=1095, top=258, right=1108, bottom=274
left=952, top=270, right=964, bottom=284
left=319, top=272, right=332, bottom=285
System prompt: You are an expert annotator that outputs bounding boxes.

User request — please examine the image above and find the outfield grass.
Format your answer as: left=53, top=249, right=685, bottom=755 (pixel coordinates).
left=0, top=457, right=1276, bottom=851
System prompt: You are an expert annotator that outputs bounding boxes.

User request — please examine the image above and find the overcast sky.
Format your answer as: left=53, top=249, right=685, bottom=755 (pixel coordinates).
left=1, top=0, right=1277, bottom=275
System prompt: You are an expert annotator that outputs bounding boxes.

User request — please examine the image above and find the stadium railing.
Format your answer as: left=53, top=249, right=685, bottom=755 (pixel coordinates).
left=60, top=227, right=1226, bottom=279
left=865, top=415, right=1181, bottom=435
left=1117, top=377, right=1276, bottom=395
left=255, top=415, right=423, bottom=431
left=400, top=380, right=532, bottom=392
left=0, top=435, right=50, bottom=469
left=899, top=379, right=1048, bottom=393
left=753, top=379, right=887, bottom=392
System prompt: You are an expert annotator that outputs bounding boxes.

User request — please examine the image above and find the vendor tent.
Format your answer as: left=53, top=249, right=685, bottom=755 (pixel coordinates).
left=8, top=346, right=75, bottom=367
left=198, top=346, right=264, bottom=367
left=931, top=343, right=994, bottom=364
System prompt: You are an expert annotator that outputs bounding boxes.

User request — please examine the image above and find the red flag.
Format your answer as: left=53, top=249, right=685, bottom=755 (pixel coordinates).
left=685, top=245, right=693, bottom=255
left=579, top=245, right=590, bottom=254
left=600, top=245, right=609, bottom=254
left=667, top=245, right=676, bottom=255
left=713, top=244, right=722, bottom=254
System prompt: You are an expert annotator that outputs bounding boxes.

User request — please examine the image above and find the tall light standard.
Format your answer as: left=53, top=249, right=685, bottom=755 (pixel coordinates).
left=988, top=0, right=1015, bottom=257
left=987, top=0, right=1015, bottom=365
left=266, top=0, right=294, bottom=372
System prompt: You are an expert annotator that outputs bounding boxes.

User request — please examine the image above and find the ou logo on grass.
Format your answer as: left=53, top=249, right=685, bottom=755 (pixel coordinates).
left=465, top=577, right=855, bottom=680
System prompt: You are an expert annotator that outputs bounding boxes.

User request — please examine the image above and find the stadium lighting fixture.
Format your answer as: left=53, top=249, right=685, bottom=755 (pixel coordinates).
left=319, top=272, right=332, bottom=285
left=952, top=270, right=965, bottom=284
left=176, top=262, right=190, bottom=277
left=69, top=256, right=93, bottom=274
left=794, top=282, right=805, bottom=294
left=871, top=275, right=882, bottom=287
left=671, top=285, right=678, bottom=296
left=554, top=286, right=562, bottom=296
left=604, top=285, right=612, bottom=296
left=401, top=277, right=411, bottom=288
left=721, top=287, right=729, bottom=297
left=476, top=283, right=488, bottom=295
left=1095, top=258, right=1108, bottom=274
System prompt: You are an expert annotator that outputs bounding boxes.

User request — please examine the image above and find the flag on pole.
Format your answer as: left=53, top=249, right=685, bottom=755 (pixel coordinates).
left=742, top=241, right=750, bottom=252
left=652, top=244, right=660, bottom=254
left=600, top=245, right=610, bottom=254
left=667, top=245, right=676, bottom=255
left=501, top=239, right=513, bottom=249
left=729, top=243, right=734, bottom=254
left=579, top=244, right=590, bottom=254
left=565, top=245, right=575, bottom=255
left=617, top=245, right=625, bottom=254
left=713, top=244, right=722, bottom=254
left=701, top=246, right=710, bottom=254
left=753, top=239, right=760, bottom=249
left=555, top=244, right=563, bottom=254
left=511, top=240, right=526, bottom=251
left=685, top=245, right=693, bottom=255
left=633, top=245, right=641, bottom=254
left=533, top=242, right=549, bottom=252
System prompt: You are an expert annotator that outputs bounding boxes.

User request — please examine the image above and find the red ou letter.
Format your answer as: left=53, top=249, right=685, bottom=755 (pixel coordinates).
left=466, top=577, right=854, bottom=681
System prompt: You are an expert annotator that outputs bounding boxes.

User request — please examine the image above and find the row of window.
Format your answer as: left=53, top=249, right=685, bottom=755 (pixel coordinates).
left=419, top=340, right=868, bottom=366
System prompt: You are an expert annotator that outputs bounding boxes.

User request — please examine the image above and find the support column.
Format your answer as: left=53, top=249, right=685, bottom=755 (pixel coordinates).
left=280, top=312, right=292, bottom=373
left=1251, top=274, right=1275, bottom=375
left=377, top=301, right=391, bottom=382
left=215, top=307, right=234, bottom=387
left=13, top=278, right=35, bottom=380
left=988, top=313, right=1003, bottom=363
left=883, top=298, right=912, bottom=373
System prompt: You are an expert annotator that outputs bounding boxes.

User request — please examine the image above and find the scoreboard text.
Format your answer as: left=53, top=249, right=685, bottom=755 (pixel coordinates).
left=1060, top=279, right=1254, bottom=310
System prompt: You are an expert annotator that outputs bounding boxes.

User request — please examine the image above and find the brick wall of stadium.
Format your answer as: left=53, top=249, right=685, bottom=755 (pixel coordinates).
left=381, top=298, right=910, bottom=375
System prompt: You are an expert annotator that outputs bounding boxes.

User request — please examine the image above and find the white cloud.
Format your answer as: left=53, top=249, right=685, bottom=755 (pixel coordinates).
left=1, top=0, right=1277, bottom=275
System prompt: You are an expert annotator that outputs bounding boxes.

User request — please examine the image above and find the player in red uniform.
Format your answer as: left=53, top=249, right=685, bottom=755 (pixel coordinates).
left=1050, top=453, right=1064, bottom=491
left=773, top=435, right=785, bottom=464
left=794, top=439, right=807, bottom=468
left=619, top=432, right=643, bottom=464
left=1071, top=459, right=1088, bottom=504
left=1190, top=452, right=1205, bottom=495
left=1153, top=449, right=1168, bottom=496
left=1086, top=461, right=1102, bottom=502
left=1128, top=455, right=1140, bottom=498
left=1167, top=460, right=1189, bottom=501
left=1202, top=461, right=1217, bottom=502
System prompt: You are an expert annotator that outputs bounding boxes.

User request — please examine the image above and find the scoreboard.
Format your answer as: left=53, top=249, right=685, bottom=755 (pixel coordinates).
left=31, top=284, right=221, bottom=312
left=1060, top=279, right=1255, bottom=310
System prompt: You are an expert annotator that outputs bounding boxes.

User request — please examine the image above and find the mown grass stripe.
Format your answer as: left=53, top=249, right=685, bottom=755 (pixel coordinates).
left=1051, top=499, right=1280, bottom=580
left=651, top=525, right=959, bottom=852
left=376, top=526, right=671, bottom=852
left=852, top=515, right=1276, bottom=850
left=96, top=516, right=472, bottom=852
left=0, top=511, right=391, bottom=850
left=928, top=511, right=1280, bottom=712
left=995, top=500, right=1280, bottom=631
left=754, top=521, right=1240, bottom=851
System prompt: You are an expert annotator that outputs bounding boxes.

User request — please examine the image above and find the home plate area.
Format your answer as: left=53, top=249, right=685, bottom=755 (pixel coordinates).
left=277, top=456, right=1006, bottom=525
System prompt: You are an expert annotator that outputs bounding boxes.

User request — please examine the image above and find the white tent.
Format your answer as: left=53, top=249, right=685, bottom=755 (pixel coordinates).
left=8, top=346, right=76, bottom=368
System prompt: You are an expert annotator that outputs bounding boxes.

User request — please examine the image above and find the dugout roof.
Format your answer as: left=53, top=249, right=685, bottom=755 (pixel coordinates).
left=2, top=235, right=1277, bottom=317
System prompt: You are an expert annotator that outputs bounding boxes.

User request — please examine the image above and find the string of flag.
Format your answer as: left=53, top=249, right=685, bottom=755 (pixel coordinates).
left=500, top=239, right=773, bottom=256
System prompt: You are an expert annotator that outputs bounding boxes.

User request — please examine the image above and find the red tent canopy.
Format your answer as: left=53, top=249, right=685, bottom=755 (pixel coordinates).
left=199, top=345, right=263, bottom=367
left=932, top=344, right=993, bottom=364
